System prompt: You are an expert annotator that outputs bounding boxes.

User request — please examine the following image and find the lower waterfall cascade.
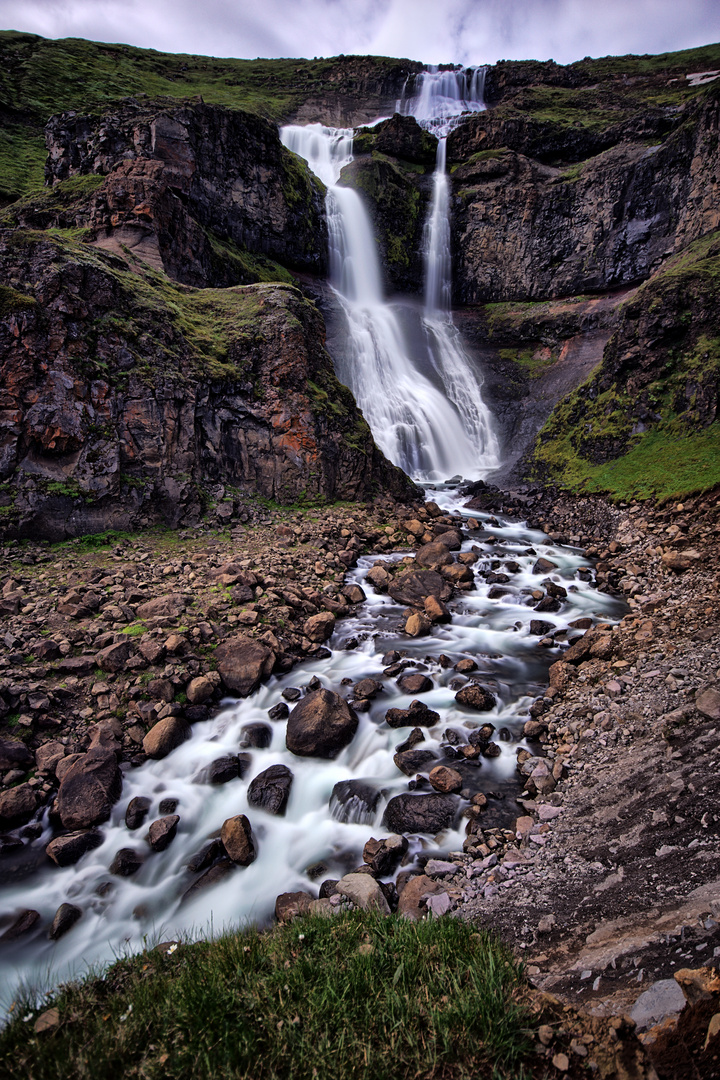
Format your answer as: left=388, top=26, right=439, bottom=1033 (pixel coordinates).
left=0, top=67, right=622, bottom=1014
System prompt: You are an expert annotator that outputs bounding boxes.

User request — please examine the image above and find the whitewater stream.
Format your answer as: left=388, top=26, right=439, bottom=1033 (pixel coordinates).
left=0, top=68, right=622, bottom=1012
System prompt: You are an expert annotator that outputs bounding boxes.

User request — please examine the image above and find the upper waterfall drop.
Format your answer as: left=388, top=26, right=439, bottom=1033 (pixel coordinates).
left=280, top=66, right=500, bottom=482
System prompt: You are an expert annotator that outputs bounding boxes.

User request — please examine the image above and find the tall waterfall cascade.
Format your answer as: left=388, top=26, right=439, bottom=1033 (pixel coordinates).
left=281, top=66, right=499, bottom=481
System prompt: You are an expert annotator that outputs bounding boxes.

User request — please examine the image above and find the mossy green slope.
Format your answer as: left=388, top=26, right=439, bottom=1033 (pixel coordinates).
left=530, top=230, right=720, bottom=501
left=0, top=913, right=531, bottom=1080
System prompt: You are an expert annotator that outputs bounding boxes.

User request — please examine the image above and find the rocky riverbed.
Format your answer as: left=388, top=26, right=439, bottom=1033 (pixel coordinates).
left=1, top=482, right=719, bottom=1074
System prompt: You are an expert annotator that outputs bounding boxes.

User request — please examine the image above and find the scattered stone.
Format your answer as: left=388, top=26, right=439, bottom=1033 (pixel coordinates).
left=275, top=891, right=313, bottom=922
left=48, top=903, right=82, bottom=940
left=125, top=796, right=151, bottom=830
left=247, top=764, right=293, bottom=815
left=56, top=749, right=122, bottom=830
left=147, top=815, right=180, bottom=851
left=428, top=765, right=464, bottom=793
left=142, top=716, right=191, bottom=759
left=455, top=684, right=496, bottom=711
left=0, top=909, right=40, bottom=942
left=221, top=815, right=256, bottom=865
left=385, top=700, right=440, bottom=728
left=215, top=636, right=275, bottom=696
left=397, top=673, right=433, bottom=694
left=303, top=611, right=336, bottom=643
left=286, top=689, right=358, bottom=758
left=109, top=847, right=146, bottom=876
left=335, top=873, right=390, bottom=914
left=383, top=793, right=458, bottom=834
left=46, top=830, right=103, bottom=866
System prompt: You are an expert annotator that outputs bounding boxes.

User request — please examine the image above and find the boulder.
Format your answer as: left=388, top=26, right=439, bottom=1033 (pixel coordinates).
left=275, top=891, right=313, bottom=922
left=366, top=565, right=390, bottom=590
left=201, top=755, right=240, bottom=785
left=330, top=779, right=381, bottom=823
left=0, top=738, right=33, bottom=772
left=396, top=874, right=447, bottom=920
left=142, top=716, right=191, bottom=759
left=48, top=903, right=82, bottom=941
left=383, top=793, right=458, bottom=834
left=147, top=815, right=180, bottom=851
left=286, top=689, right=358, bottom=759
left=353, top=678, right=382, bottom=700
left=696, top=687, right=720, bottom=721
left=0, top=909, right=41, bottom=942
left=405, top=612, right=431, bottom=637
left=56, top=749, right=122, bottom=830
left=415, top=542, right=453, bottom=569
left=186, top=676, right=214, bottom=704
left=393, top=748, right=437, bottom=776
left=95, top=640, right=132, bottom=672
left=221, top=815, right=257, bottom=865
left=428, top=765, right=463, bottom=793
left=385, top=700, right=440, bottom=728
left=109, top=847, right=146, bottom=876
left=247, top=764, right=293, bottom=816
left=0, top=784, right=40, bottom=830
left=183, top=858, right=236, bottom=901
left=388, top=569, right=452, bottom=606
left=215, top=636, right=275, bottom=696
left=240, top=722, right=272, bottom=749
left=424, top=595, right=451, bottom=623
left=532, top=558, right=559, bottom=574
left=662, top=549, right=701, bottom=572
left=125, top=796, right=152, bottom=830
left=455, top=684, right=496, bottom=711
left=363, top=834, right=408, bottom=875
left=335, top=873, right=390, bottom=914
left=397, top=673, right=433, bottom=694
left=46, top=829, right=103, bottom=866
left=268, top=701, right=289, bottom=720
left=136, top=594, right=186, bottom=619
left=87, top=719, right=123, bottom=752
left=303, top=612, right=336, bottom=643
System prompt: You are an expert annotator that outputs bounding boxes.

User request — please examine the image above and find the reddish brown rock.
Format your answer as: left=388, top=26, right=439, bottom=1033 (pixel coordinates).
left=142, top=716, right=191, bottom=759
left=0, top=784, right=40, bottom=830
left=221, top=815, right=257, bottom=865
left=286, top=689, right=358, bottom=759
left=215, top=636, right=276, bottom=696
left=303, top=611, right=336, bottom=643
left=46, top=830, right=104, bottom=867
left=56, top=749, right=122, bottom=830
left=428, top=765, right=464, bottom=793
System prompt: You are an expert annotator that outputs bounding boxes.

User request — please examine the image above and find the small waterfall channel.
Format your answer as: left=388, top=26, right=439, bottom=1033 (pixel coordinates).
left=0, top=69, right=621, bottom=1014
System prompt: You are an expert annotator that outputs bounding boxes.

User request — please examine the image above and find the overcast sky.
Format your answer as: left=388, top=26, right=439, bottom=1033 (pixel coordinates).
left=3, top=0, right=720, bottom=67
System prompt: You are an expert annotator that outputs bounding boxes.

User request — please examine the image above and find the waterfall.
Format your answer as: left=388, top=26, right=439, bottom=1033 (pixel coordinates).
left=281, top=123, right=496, bottom=480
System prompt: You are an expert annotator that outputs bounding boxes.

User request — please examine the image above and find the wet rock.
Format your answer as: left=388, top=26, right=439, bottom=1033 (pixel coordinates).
left=428, top=765, right=464, bottom=793
left=455, top=684, right=496, bottom=711
left=335, top=873, right=390, bottom=914
left=394, top=748, right=437, bottom=776
left=405, top=612, right=431, bottom=637
left=286, top=689, right=358, bottom=759
left=125, top=796, right=152, bottom=830
left=442, top=563, right=474, bottom=585
left=416, top=542, right=453, bottom=569
left=388, top=569, right=452, bottom=606
left=56, top=749, right=123, bottom=829
left=319, top=879, right=340, bottom=898
left=46, top=829, right=103, bottom=866
left=303, top=611, right=336, bottom=643
left=48, top=903, right=82, bottom=940
left=534, top=595, right=561, bottom=613
left=397, top=673, right=433, bottom=694
left=385, top=700, right=440, bottom=728
left=366, top=565, right=391, bottom=591
left=330, top=779, right=381, bottom=823
left=240, top=722, right=272, bottom=749
left=183, top=857, right=236, bottom=901
left=0, top=909, right=41, bottom=942
left=530, top=619, right=555, bottom=636
left=532, top=558, right=559, bottom=574
left=424, top=595, right=451, bottom=623
left=362, top=834, right=408, bottom=875
left=0, top=738, right=33, bottom=772
left=247, top=764, right=293, bottom=816
left=0, top=784, right=40, bottom=830
left=186, top=676, right=214, bottom=704
left=215, top=636, right=276, bottom=696
left=353, top=678, right=382, bottom=700
left=383, top=792, right=458, bottom=834
left=221, top=814, right=257, bottom=865
left=142, top=716, right=191, bottom=759
left=186, top=839, right=224, bottom=873
left=395, top=727, right=425, bottom=752
left=275, top=891, right=313, bottom=922
left=342, top=584, right=366, bottom=604
left=109, top=847, right=146, bottom=876
left=148, top=814, right=180, bottom=851
left=202, top=755, right=240, bottom=785
left=268, top=701, right=289, bottom=720
left=433, top=529, right=463, bottom=549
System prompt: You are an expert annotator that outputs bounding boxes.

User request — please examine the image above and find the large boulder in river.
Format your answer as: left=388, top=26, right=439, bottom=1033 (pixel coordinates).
left=286, top=689, right=358, bottom=758
left=215, top=636, right=276, bottom=696
left=0, top=783, right=40, bottom=830
left=415, top=542, right=453, bottom=569
left=221, top=815, right=257, bottom=865
left=455, top=684, right=497, bottom=711
left=56, top=749, right=122, bottom=830
left=388, top=569, right=452, bottom=606
left=143, top=716, right=191, bottom=759
left=330, top=779, right=381, bottom=823
left=46, top=829, right=103, bottom=867
left=247, top=764, right=293, bottom=815
left=383, top=792, right=459, bottom=835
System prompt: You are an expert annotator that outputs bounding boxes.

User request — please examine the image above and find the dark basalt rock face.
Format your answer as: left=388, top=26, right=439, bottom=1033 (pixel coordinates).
left=42, top=100, right=328, bottom=286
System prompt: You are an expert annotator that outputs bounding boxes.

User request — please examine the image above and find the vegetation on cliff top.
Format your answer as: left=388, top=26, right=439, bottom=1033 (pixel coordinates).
left=0, top=913, right=532, bottom=1080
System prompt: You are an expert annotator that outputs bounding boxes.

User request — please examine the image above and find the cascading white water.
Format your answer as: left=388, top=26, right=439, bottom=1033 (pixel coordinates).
left=281, top=123, right=495, bottom=481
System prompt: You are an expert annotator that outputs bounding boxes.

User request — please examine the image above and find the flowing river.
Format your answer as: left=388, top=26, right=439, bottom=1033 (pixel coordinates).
left=0, top=68, right=623, bottom=1012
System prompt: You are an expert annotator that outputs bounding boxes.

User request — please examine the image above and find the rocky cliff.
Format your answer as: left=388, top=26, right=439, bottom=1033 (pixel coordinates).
left=0, top=230, right=413, bottom=540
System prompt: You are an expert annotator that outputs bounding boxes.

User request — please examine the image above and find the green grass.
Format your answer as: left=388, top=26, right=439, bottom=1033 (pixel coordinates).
left=0, top=913, right=532, bottom=1080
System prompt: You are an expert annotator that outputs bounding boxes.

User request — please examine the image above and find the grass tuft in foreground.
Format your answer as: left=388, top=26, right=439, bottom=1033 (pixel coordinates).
left=0, top=913, right=532, bottom=1080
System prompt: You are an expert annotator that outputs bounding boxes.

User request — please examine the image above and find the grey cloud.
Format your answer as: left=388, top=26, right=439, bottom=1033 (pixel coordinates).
left=2, top=0, right=720, bottom=65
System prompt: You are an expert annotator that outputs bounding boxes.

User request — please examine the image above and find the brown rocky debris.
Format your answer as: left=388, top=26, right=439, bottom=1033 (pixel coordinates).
left=215, top=636, right=276, bottom=696
left=56, top=749, right=122, bottom=830
left=428, top=765, right=464, bottom=793
left=388, top=569, right=452, bottom=606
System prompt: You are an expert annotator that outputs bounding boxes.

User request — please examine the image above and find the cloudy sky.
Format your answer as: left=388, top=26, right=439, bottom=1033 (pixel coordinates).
left=3, top=0, right=720, bottom=66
